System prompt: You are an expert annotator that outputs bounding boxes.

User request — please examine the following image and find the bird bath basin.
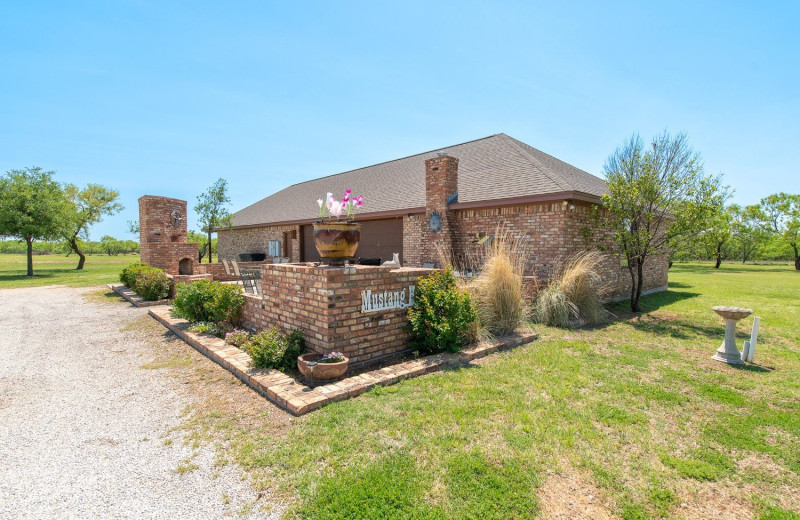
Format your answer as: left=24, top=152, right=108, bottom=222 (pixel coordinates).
left=711, top=306, right=753, bottom=365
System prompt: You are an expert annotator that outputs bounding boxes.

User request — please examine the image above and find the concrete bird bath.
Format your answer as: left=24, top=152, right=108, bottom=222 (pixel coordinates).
left=711, top=306, right=753, bottom=365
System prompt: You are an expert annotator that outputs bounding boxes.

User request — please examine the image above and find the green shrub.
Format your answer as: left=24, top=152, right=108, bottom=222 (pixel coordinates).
left=172, top=280, right=245, bottom=324
left=132, top=266, right=170, bottom=301
left=247, top=328, right=305, bottom=371
left=119, top=262, right=148, bottom=288
left=407, top=268, right=476, bottom=355
left=224, top=329, right=252, bottom=348
left=188, top=321, right=233, bottom=338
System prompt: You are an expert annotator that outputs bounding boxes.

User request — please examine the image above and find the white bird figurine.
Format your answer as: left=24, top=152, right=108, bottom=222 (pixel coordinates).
left=382, top=253, right=401, bottom=267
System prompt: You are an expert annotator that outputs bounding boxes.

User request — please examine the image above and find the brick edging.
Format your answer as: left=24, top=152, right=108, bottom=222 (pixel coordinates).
left=108, top=284, right=171, bottom=308
left=146, top=306, right=537, bottom=415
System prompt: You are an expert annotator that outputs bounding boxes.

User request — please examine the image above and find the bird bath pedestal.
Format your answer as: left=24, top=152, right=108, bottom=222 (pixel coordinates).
left=711, top=306, right=753, bottom=365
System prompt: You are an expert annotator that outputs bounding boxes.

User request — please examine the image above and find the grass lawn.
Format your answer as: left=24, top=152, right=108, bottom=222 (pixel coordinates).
left=175, top=262, right=800, bottom=519
left=0, top=253, right=137, bottom=289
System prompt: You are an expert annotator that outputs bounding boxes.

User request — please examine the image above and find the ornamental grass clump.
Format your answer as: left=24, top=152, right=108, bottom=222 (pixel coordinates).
left=467, top=233, right=531, bottom=336
left=534, top=251, right=608, bottom=327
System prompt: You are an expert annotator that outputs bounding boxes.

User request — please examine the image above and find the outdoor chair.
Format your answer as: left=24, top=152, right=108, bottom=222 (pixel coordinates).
left=240, top=268, right=261, bottom=295
left=230, top=259, right=242, bottom=278
left=221, top=258, right=233, bottom=276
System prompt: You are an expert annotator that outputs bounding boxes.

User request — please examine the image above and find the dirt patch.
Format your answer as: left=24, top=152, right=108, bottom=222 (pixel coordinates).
left=538, top=468, right=616, bottom=520
left=82, top=287, right=123, bottom=305
left=674, top=481, right=754, bottom=520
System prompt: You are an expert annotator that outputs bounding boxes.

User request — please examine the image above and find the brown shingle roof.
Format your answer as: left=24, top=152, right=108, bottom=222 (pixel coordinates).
left=230, top=133, right=607, bottom=227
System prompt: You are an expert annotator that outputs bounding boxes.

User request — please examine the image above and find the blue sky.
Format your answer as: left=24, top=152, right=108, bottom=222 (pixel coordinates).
left=1, top=1, right=798, bottom=240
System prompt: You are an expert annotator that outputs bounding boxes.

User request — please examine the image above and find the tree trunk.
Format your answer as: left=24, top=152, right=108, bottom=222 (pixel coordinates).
left=632, top=259, right=645, bottom=313
left=794, top=245, right=799, bottom=271
left=26, top=236, right=34, bottom=276
left=207, top=230, right=213, bottom=263
left=627, top=259, right=639, bottom=313
left=714, top=243, right=722, bottom=269
left=69, top=237, right=87, bottom=270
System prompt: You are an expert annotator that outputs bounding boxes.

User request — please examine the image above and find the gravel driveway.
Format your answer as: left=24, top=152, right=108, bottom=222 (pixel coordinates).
left=0, top=286, right=283, bottom=519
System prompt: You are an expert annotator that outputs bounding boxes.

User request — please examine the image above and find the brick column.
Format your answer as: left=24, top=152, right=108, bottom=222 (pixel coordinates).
left=421, top=154, right=459, bottom=266
left=138, top=195, right=198, bottom=275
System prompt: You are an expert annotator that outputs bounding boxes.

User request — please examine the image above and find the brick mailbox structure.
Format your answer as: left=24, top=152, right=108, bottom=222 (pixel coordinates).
left=139, top=195, right=200, bottom=276
left=242, top=263, right=432, bottom=365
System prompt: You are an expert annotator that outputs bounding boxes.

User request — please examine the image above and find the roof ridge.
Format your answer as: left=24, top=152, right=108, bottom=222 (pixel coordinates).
left=284, top=133, right=504, bottom=189
left=499, top=134, right=571, bottom=191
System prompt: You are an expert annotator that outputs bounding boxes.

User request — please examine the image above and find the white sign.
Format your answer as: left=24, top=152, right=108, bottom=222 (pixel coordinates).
left=361, top=286, right=415, bottom=313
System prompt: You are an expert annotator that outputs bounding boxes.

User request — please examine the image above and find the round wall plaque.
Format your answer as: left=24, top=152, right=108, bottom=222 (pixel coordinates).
left=428, top=211, right=442, bottom=232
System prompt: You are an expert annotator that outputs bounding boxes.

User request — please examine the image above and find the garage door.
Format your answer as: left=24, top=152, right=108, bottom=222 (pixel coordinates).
left=302, top=218, right=403, bottom=263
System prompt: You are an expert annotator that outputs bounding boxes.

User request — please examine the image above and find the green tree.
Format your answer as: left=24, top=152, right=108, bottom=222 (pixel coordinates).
left=701, top=197, right=734, bottom=269
left=100, top=235, right=125, bottom=255
left=757, top=192, right=800, bottom=270
left=194, top=178, right=232, bottom=264
left=63, top=184, right=123, bottom=269
left=187, top=230, right=217, bottom=263
left=0, top=167, right=69, bottom=276
left=730, top=204, right=765, bottom=264
left=601, top=132, right=723, bottom=311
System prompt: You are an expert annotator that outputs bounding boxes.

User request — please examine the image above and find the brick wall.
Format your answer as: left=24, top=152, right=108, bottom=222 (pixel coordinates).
left=139, top=195, right=199, bottom=276
left=242, top=264, right=431, bottom=365
left=562, top=201, right=668, bottom=301
left=402, top=213, right=429, bottom=266
left=409, top=198, right=668, bottom=301
left=217, top=224, right=301, bottom=263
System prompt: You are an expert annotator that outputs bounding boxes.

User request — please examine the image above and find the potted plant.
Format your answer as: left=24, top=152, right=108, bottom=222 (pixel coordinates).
left=297, top=351, right=349, bottom=382
left=313, top=190, right=364, bottom=260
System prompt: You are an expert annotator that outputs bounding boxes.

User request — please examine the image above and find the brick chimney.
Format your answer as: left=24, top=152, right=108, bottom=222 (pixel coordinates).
left=422, top=154, right=459, bottom=265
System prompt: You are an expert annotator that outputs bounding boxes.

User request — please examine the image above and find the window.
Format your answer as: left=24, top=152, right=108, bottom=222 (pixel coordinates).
left=268, top=240, right=281, bottom=257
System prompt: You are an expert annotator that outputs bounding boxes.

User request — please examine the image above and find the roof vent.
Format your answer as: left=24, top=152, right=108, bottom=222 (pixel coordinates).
left=436, top=151, right=447, bottom=157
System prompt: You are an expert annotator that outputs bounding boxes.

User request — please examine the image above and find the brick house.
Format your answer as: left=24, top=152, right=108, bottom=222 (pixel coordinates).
left=218, top=134, right=668, bottom=300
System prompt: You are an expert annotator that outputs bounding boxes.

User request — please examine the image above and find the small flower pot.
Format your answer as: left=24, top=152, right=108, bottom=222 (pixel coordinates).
left=297, top=352, right=349, bottom=382
left=313, top=222, right=360, bottom=259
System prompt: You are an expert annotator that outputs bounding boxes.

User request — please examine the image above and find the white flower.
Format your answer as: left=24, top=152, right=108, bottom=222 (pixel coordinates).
left=317, top=199, right=323, bottom=207
left=329, top=200, right=344, bottom=218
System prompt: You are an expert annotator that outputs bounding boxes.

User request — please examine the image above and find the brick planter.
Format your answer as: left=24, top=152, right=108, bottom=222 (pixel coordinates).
left=243, top=263, right=433, bottom=365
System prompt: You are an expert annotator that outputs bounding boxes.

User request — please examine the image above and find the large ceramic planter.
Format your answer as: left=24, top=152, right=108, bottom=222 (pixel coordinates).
left=313, top=222, right=360, bottom=259
left=297, top=352, right=349, bottom=382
